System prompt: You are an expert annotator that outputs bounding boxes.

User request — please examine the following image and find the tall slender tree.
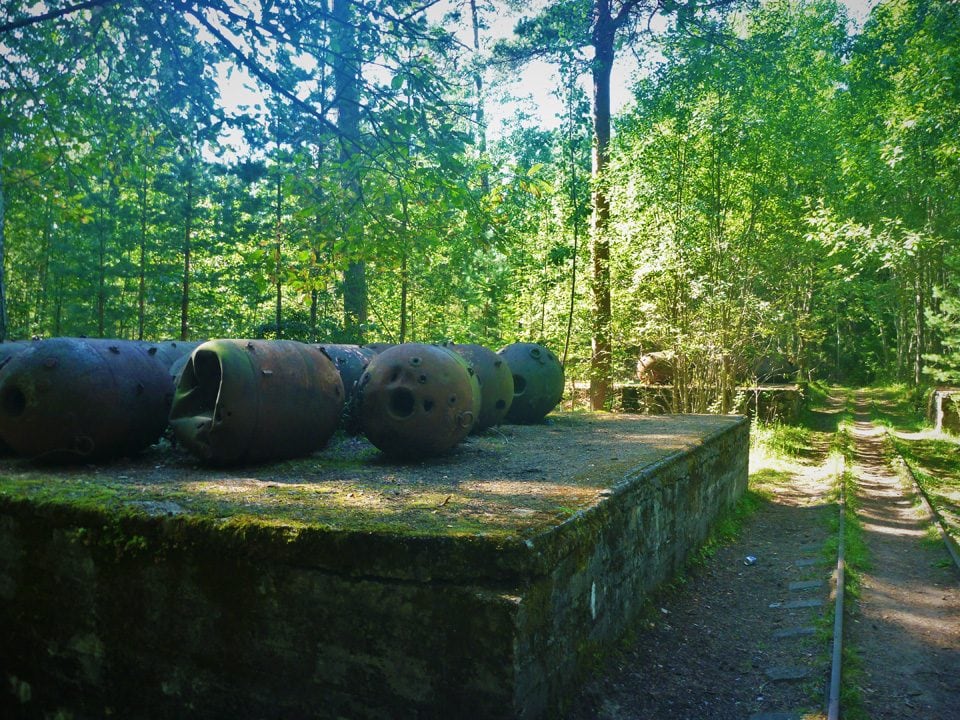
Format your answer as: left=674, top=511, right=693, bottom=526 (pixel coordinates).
left=496, top=0, right=734, bottom=408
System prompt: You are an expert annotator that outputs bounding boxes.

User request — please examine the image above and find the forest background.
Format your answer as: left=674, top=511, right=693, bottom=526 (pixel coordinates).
left=1, top=0, right=958, bottom=411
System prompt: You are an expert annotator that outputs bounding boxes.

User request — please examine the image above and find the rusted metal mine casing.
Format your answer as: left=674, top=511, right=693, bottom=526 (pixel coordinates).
left=0, top=341, right=36, bottom=454
left=0, top=341, right=33, bottom=371
left=139, top=341, right=203, bottom=389
left=636, top=351, right=674, bottom=385
left=362, top=342, right=395, bottom=355
left=0, top=338, right=176, bottom=461
left=356, top=343, right=477, bottom=459
left=168, top=353, right=191, bottom=386
left=313, top=343, right=376, bottom=433
left=169, top=339, right=344, bottom=465
left=436, top=344, right=483, bottom=424
left=498, top=342, right=565, bottom=424
left=446, top=342, right=514, bottom=432
left=136, top=340, right=202, bottom=374
left=313, top=344, right=376, bottom=401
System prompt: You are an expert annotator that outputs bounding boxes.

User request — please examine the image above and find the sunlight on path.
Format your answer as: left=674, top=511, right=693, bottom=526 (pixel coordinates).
left=848, top=392, right=960, bottom=720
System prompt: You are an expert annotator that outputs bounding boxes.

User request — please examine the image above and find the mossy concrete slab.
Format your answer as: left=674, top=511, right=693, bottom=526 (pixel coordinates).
left=0, top=412, right=748, bottom=719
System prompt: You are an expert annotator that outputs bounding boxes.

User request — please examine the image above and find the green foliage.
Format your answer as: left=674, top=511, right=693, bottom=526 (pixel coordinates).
left=865, top=383, right=928, bottom=432
left=690, top=488, right=767, bottom=565
left=492, top=0, right=593, bottom=65
left=925, top=289, right=960, bottom=384
left=830, top=0, right=960, bottom=383
left=0, top=0, right=957, bottom=387
left=750, top=420, right=812, bottom=459
left=0, top=0, right=496, bottom=344
left=607, top=0, right=850, bottom=397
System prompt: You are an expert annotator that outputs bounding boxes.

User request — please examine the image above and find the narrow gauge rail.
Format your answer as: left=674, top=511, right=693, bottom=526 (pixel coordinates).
left=887, top=431, right=960, bottom=574
left=827, top=458, right=847, bottom=720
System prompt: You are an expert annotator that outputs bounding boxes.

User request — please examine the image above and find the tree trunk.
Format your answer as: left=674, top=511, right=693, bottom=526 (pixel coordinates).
left=138, top=170, right=148, bottom=341
left=399, top=192, right=410, bottom=343
left=469, top=0, right=489, bottom=195
left=180, top=165, right=194, bottom=341
left=0, top=137, right=7, bottom=342
left=562, top=72, right=581, bottom=370
left=332, top=0, right=367, bottom=341
left=35, top=205, right=52, bottom=332
left=589, top=8, right=615, bottom=410
left=97, top=204, right=107, bottom=338
left=342, top=261, right=367, bottom=339
left=913, top=258, right=925, bottom=385
left=275, top=170, right=283, bottom=338
left=400, top=249, right=408, bottom=344
left=54, top=275, right=64, bottom=336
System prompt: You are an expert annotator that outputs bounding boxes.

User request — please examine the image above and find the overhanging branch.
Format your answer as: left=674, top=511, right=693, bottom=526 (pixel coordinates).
left=184, top=3, right=350, bottom=146
left=0, top=0, right=120, bottom=34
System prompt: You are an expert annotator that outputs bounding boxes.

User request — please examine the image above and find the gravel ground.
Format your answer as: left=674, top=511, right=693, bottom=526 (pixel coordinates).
left=566, top=404, right=845, bottom=720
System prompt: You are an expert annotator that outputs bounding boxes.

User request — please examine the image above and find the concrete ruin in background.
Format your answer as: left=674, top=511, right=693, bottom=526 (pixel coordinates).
left=928, top=387, right=960, bottom=435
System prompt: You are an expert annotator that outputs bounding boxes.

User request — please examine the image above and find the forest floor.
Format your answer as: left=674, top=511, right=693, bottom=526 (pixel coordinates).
left=567, top=388, right=960, bottom=720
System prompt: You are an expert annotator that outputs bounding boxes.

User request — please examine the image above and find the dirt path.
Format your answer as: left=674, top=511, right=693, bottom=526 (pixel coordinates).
left=848, top=394, right=960, bottom=719
left=568, top=406, right=844, bottom=719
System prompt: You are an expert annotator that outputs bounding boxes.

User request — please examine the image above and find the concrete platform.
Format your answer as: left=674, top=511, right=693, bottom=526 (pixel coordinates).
left=0, top=412, right=748, bottom=719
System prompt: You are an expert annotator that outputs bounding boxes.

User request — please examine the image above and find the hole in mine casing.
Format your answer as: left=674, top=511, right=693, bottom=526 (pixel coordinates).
left=389, top=387, right=416, bottom=418
left=171, top=349, right=222, bottom=422
left=192, top=350, right=223, bottom=412
left=1, top=386, right=26, bottom=417
left=513, top=374, right=527, bottom=396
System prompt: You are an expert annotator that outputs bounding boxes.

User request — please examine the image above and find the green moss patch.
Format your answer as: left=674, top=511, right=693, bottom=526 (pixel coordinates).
left=0, top=413, right=743, bottom=544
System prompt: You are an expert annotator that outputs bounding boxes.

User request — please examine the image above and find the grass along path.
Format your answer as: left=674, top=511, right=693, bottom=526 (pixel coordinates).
left=844, top=391, right=960, bottom=719
left=866, top=385, right=960, bottom=547
left=568, top=393, right=847, bottom=719
left=888, top=433, right=960, bottom=552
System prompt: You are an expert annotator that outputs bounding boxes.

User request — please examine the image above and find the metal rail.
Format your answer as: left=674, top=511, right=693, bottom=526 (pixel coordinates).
left=887, top=430, right=960, bottom=574
left=827, top=457, right=846, bottom=720
left=826, top=411, right=958, bottom=720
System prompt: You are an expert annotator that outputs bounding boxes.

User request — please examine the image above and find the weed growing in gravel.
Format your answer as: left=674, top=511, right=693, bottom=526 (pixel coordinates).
left=866, top=384, right=930, bottom=432
left=837, top=645, right=870, bottom=720
left=827, top=470, right=871, bottom=597
left=750, top=418, right=812, bottom=459
left=830, top=419, right=855, bottom=457
left=888, top=435, right=960, bottom=543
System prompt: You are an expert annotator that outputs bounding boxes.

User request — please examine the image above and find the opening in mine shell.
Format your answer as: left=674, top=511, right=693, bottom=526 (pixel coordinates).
left=389, top=387, right=416, bottom=418
left=170, top=349, right=223, bottom=422
left=513, top=375, right=527, bottom=395
left=1, top=386, right=26, bottom=417
left=191, top=350, right=223, bottom=414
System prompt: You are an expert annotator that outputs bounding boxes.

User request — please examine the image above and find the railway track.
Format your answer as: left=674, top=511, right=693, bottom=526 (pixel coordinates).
left=842, top=394, right=960, bottom=719
left=739, top=392, right=958, bottom=720
left=570, top=391, right=958, bottom=719
left=887, top=431, right=960, bottom=574
left=826, top=460, right=846, bottom=720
